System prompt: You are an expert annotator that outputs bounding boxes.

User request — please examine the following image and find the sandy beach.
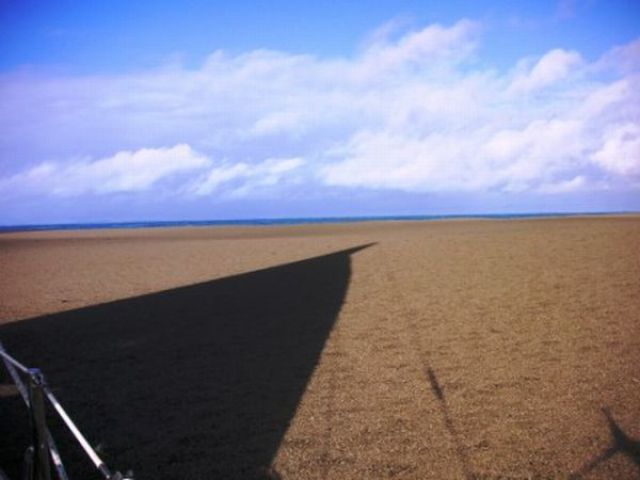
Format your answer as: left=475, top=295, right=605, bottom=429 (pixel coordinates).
left=1, top=216, right=639, bottom=479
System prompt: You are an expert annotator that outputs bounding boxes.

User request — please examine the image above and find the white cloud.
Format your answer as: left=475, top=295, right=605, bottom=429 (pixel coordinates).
left=508, top=49, right=584, bottom=94
left=594, top=38, right=640, bottom=74
left=189, top=157, right=305, bottom=197
left=0, top=21, right=639, bottom=202
left=0, top=144, right=210, bottom=196
left=537, top=175, right=587, bottom=194
left=591, top=124, right=640, bottom=176
left=322, top=130, right=487, bottom=192
left=0, top=145, right=306, bottom=199
left=321, top=118, right=588, bottom=193
left=358, top=19, right=480, bottom=75
left=577, top=78, right=631, bottom=118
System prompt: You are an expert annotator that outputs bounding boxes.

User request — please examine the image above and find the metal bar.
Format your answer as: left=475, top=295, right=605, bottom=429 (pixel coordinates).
left=0, top=342, right=69, bottom=479
left=1, top=341, right=126, bottom=479
left=0, top=342, right=30, bottom=374
left=28, top=370, right=51, bottom=480
left=0, top=343, right=30, bottom=405
left=45, top=431, right=69, bottom=480
left=0, top=340, right=31, bottom=406
left=22, top=447, right=34, bottom=480
left=41, top=384, right=113, bottom=479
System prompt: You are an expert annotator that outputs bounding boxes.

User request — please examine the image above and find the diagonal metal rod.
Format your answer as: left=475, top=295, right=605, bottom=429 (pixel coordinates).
left=41, top=383, right=114, bottom=479
left=0, top=341, right=30, bottom=374
left=0, top=342, right=69, bottom=480
left=45, top=432, right=69, bottom=480
left=0, top=340, right=29, bottom=402
left=0, top=340, right=129, bottom=479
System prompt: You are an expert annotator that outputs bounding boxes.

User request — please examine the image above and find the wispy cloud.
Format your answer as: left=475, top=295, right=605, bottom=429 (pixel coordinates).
left=0, top=19, right=638, bottom=204
left=591, top=123, right=640, bottom=176
left=537, top=175, right=587, bottom=194
left=0, top=145, right=210, bottom=196
left=189, top=157, right=305, bottom=197
left=508, top=49, right=583, bottom=94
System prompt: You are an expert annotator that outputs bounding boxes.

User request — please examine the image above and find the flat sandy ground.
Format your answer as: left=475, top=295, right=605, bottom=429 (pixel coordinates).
left=1, top=216, right=639, bottom=479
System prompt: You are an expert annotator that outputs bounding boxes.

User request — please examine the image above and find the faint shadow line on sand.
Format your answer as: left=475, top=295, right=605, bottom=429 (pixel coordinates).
left=405, top=317, right=474, bottom=480
left=425, top=366, right=474, bottom=480
left=569, top=406, right=640, bottom=479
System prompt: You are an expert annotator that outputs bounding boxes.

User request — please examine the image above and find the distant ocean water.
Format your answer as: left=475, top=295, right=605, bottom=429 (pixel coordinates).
left=0, top=212, right=626, bottom=233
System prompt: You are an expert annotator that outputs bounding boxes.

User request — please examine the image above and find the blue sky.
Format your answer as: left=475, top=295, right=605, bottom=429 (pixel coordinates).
left=1, top=0, right=639, bottom=224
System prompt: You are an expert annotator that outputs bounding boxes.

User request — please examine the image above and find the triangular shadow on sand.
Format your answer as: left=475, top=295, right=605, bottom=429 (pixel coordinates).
left=0, top=243, right=374, bottom=479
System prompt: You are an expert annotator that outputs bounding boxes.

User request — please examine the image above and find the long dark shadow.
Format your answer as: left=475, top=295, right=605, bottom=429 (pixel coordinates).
left=0, top=243, right=374, bottom=479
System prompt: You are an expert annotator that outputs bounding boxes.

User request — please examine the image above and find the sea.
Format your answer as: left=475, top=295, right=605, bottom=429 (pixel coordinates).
left=0, top=212, right=624, bottom=233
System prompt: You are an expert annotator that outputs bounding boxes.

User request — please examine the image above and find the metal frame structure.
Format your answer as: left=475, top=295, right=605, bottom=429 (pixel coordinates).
left=0, top=341, right=133, bottom=480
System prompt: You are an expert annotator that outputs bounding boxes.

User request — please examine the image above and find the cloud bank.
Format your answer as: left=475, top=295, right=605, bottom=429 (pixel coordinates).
left=0, top=19, right=638, bottom=208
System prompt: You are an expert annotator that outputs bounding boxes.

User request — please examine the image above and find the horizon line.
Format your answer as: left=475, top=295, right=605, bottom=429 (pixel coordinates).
left=1, top=210, right=638, bottom=234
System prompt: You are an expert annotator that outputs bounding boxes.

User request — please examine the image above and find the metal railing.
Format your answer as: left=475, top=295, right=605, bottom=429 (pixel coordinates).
left=0, top=341, right=133, bottom=480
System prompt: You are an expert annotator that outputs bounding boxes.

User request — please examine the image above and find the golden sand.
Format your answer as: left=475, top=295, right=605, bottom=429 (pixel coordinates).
left=1, top=216, right=639, bottom=478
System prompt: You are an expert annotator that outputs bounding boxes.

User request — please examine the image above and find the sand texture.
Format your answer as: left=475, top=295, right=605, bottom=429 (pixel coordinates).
left=1, top=216, right=639, bottom=479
